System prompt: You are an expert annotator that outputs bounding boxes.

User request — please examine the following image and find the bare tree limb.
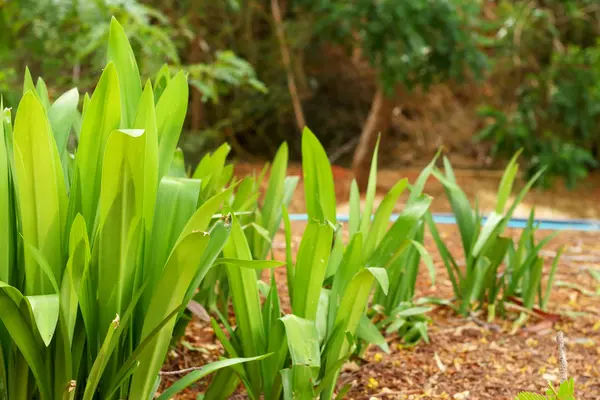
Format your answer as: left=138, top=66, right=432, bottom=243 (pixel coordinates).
left=271, top=0, right=306, bottom=132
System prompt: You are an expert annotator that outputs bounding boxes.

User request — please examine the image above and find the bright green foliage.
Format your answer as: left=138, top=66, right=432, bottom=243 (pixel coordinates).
left=189, top=140, right=298, bottom=317
left=206, top=129, right=432, bottom=399
left=516, top=378, right=576, bottom=400
left=339, top=137, right=437, bottom=347
left=0, top=18, right=261, bottom=400
left=504, top=211, right=563, bottom=328
left=428, top=153, right=561, bottom=318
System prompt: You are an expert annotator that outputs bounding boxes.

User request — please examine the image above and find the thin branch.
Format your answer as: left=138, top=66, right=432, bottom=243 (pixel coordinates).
left=271, top=0, right=306, bottom=132
left=159, top=366, right=203, bottom=376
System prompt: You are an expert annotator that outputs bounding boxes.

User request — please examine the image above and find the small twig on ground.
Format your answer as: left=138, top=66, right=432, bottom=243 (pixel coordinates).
left=159, top=366, right=203, bottom=376
left=469, top=314, right=502, bottom=332
left=557, top=331, right=569, bottom=383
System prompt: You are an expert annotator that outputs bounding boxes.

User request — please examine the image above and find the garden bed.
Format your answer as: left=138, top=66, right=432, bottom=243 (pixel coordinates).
left=161, top=223, right=600, bottom=399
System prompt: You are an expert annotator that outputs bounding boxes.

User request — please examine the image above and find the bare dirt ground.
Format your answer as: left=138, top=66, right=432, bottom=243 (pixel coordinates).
left=160, top=167, right=600, bottom=399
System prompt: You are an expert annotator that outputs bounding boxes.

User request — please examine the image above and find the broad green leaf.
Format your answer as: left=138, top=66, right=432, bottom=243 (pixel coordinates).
left=292, top=220, right=334, bottom=320
left=364, top=178, right=408, bottom=257
left=61, top=217, right=90, bottom=344
left=542, top=246, right=563, bottom=310
left=359, top=136, right=380, bottom=235
left=132, top=81, right=159, bottom=236
left=142, top=177, right=200, bottom=311
left=321, top=268, right=386, bottom=399
left=222, top=215, right=266, bottom=392
left=410, top=240, right=435, bottom=284
left=156, top=71, right=188, bottom=180
left=13, top=91, right=67, bottom=295
left=167, top=148, right=187, bottom=177
left=356, top=315, right=390, bottom=354
left=472, top=212, right=504, bottom=257
left=324, top=228, right=345, bottom=280
left=328, top=233, right=363, bottom=334
left=434, top=159, right=477, bottom=257
left=0, top=282, right=51, bottom=400
left=425, top=212, right=460, bottom=296
left=256, top=142, right=292, bottom=259
left=25, top=294, right=59, bottom=347
left=348, top=179, right=360, bottom=237
left=153, top=64, right=171, bottom=102
left=22, top=67, right=37, bottom=98
left=302, top=127, right=336, bottom=223
left=74, top=62, right=121, bottom=228
left=407, top=150, right=440, bottom=204
left=82, top=315, right=120, bottom=400
left=215, top=258, right=283, bottom=270
left=280, top=315, right=321, bottom=377
left=367, top=196, right=431, bottom=268
left=48, top=88, right=79, bottom=156
left=176, top=185, right=235, bottom=245
left=129, top=231, right=211, bottom=399
left=182, top=222, right=231, bottom=309
left=35, top=78, right=50, bottom=111
left=106, top=303, right=186, bottom=397
left=391, top=306, right=432, bottom=318
left=108, top=17, right=142, bottom=128
left=282, top=205, right=294, bottom=299
left=95, top=128, right=146, bottom=337
left=0, top=100, right=13, bottom=284
left=495, top=150, right=522, bottom=214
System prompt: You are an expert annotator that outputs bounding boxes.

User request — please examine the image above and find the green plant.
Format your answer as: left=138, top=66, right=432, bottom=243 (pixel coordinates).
left=477, top=1, right=600, bottom=189
left=337, top=139, right=437, bottom=348
left=202, top=128, right=432, bottom=399
left=0, top=18, right=267, bottom=400
left=177, top=140, right=297, bottom=318
left=503, top=210, right=563, bottom=328
left=370, top=303, right=432, bottom=347
left=427, top=152, right=560, bottom=319
left=515, top=379, right=576, bottom=400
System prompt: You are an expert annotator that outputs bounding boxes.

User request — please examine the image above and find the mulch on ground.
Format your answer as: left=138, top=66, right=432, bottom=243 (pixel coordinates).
left=160, top=221, right=600, bottom=400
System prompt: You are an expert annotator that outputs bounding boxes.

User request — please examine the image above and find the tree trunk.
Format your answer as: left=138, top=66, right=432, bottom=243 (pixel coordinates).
left=188, top=36, right=205, bottom=131
left=352, top=87, right=396, bottom=191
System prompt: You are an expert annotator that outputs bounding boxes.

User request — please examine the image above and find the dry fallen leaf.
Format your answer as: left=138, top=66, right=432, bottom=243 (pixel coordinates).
left=453, top=390, right=470, bottom=399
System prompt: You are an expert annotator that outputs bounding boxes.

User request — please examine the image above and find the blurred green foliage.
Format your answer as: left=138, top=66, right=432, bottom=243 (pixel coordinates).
left=0, top=0, right=266, bottom=154
left=477, top=0, right=600, bottom=188
left=1, top=0, right=600, bottom=187
left=297, top=0, right=488, bottom=92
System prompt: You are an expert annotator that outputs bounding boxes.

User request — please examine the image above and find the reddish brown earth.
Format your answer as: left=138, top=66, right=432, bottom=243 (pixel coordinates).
left=159, top=166, right=600, bottom=399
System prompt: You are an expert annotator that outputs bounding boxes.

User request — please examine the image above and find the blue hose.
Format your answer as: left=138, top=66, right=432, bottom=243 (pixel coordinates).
left=287, top=213, right=600, bottom=231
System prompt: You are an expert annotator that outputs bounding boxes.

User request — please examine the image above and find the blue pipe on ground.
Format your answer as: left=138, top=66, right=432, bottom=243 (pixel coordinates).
left=287, top=213, right=600, bottom=232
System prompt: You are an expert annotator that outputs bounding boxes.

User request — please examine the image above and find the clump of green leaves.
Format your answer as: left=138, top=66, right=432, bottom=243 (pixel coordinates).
left=0, top=17, right=266, bottom=400
left=503, top=210, right=563, bottom=328
left=340, top=137, right=437, bottom=348
left=516, top=378, right=576, bottom=400
left=427, top=152, right=561, bottom=320
left=204, top=128, right=433, bottom=399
